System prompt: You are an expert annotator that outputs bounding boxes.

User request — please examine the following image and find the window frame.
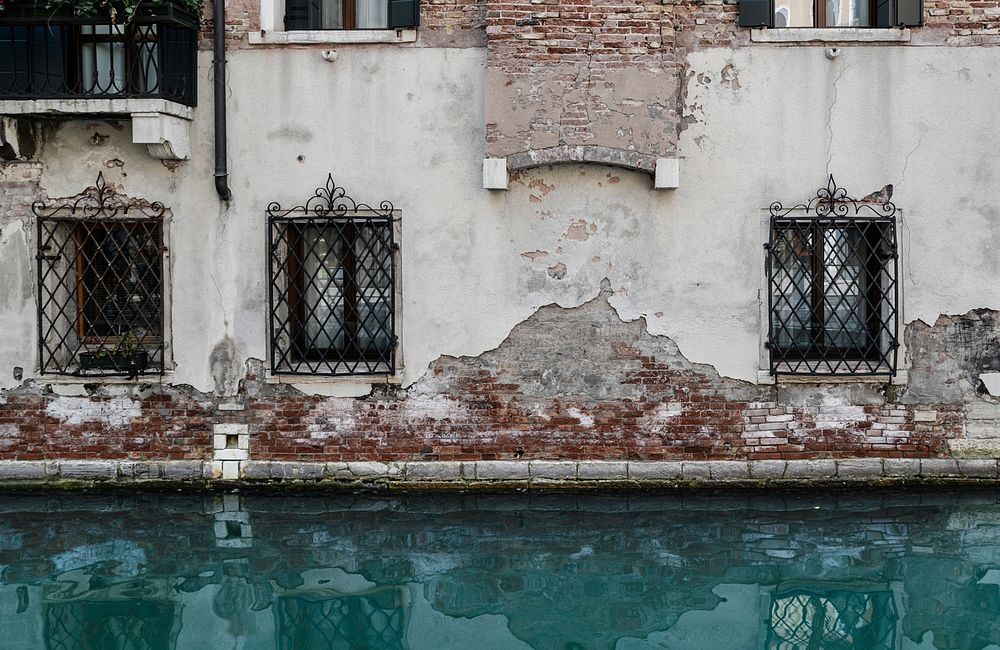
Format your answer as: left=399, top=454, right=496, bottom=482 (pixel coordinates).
left=738, top=0, right=922, bottom=29
left=267, top=175, right=400, bottom=379
left=34, top=173, right=169, bottom=378
left=762, top=176, right=900, bottom=379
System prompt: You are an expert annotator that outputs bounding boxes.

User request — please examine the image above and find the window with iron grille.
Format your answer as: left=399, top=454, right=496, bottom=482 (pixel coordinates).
left=35, top=173, right=165, bottom=377
left=766, top=176, right=898, bottom=376
left=268, top=175, right=397, bottom=376
left=283, top=0, right=419, bottom=30
left=738, top=0, right=922, bottom=28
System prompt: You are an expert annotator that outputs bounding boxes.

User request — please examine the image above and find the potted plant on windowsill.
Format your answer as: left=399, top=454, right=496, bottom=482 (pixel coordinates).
left=78, top=330, right=150, bottom=373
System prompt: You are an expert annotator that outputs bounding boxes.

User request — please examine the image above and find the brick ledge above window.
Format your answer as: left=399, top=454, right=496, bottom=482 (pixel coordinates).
left=248, top=29, right=417, bottom=45
left=751, top=28, right=911, bottom=43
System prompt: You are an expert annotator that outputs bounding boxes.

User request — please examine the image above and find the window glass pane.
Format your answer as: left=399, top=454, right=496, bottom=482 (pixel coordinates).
left=825, top=0, right=870, bottom=26
left=771, top=227, right=814, bottom=350
left=303, top=225, right=346, bottom=350
left=79, top=25, right=125, bottom=94
left=779, top=0, right=815, bottom=26
left=822, top=227, right=869, bottom=350
left=321, top=0, right=345, bottom=29
left=354, top=225, right=392, bottom=353
left=356, top=0, right=388, bottom=28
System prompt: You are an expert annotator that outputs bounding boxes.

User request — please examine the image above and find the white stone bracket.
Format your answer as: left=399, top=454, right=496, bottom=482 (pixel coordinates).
left=483, top=158, right=509, bottom=190
left=131, top=111, right=192, bottom=161
left=654, top=158, right=679, bottom=190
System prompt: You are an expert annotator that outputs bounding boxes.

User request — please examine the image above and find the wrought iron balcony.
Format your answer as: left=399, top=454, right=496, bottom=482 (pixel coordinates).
left=0, top=2, right=198, bottom=107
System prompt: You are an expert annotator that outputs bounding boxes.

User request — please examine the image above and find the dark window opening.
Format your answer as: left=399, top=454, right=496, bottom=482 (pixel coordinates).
left=739, top=0, right=922, bottom=28
left=283, top=0, right=419, bottom=30
left=766, top=176, right=898, bottom=376
left=268, top=175, right=397, bottom=377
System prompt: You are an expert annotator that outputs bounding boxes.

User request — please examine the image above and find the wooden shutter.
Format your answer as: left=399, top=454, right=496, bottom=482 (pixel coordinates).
left=387, top=0, right=419, bottom=28
left=739, top=0, right=773, bottom=27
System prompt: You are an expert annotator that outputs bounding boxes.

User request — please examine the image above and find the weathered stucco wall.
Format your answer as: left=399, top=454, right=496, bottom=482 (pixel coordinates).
left=2, top=40, right=1000, bottom=465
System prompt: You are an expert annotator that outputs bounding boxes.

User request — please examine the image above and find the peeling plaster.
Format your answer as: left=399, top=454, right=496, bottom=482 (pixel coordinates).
left=45, top=396, right=142, bottom=429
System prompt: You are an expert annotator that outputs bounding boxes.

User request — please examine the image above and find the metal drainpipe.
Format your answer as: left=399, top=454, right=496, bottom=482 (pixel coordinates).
left=213, top=0, right=232, bottom=200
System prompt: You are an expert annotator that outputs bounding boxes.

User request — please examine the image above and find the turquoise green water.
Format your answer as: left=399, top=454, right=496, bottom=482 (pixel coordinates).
left=0, top=489, right=998, bottom=649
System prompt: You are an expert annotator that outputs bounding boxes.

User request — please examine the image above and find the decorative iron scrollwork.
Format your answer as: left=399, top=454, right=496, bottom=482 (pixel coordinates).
left=266, top=174, right=394, bottom=219
left=34, top=173, right=165, bottom=377
left=31, top=172, right=165, bottom=220
left=765, top=176, right=899, bottom=377
left=267, top=174, right=397, bottom=377
left=769, top=175, right=897, bottom=220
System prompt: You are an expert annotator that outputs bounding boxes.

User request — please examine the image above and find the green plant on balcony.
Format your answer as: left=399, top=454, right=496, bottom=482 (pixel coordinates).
left=0, top=0, right=204, bottom=23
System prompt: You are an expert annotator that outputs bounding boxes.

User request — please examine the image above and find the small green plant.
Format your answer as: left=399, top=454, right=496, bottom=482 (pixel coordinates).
left=113, top=329, right=143, bottom=357
left=79, top=329, right=150, bottom=375
left=1, top=0, right=205, bottom=23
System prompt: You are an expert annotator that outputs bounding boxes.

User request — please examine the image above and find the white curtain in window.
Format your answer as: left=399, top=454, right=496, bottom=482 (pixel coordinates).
left=355, top=0, right=388, bottom=28
left=79, top=25, right=125, bottom=94
left=320, top=0, right=345, bottom=29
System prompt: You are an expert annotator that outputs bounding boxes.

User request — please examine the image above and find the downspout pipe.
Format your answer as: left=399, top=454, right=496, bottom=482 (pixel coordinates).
left=213, top=0, right=232, bottom=200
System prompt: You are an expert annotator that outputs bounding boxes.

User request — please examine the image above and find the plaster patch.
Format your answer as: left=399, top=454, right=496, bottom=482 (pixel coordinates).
left=521, top=250, right=549, bottom=261
left=45, top=395, right=142, bottom=429
left=562, top=219, right=592, bottom=241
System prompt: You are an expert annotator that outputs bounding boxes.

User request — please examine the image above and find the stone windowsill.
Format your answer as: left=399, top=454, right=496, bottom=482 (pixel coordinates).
left=266, top=373, right=402, bottom=397
left=751, top=27, right=911, bottom=43
left=0, top=98, right=193, bottom=120
left=756, top=369, right=908, bottom=385
left=248, top=29, right=417, bottom=45
left=41, top=373, right=176, bottom=395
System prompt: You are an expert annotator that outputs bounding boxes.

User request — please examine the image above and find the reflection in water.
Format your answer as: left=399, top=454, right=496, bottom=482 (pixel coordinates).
left=768, top=590, right=897, bottom=649
left=0, top=490, right=998, bottom=649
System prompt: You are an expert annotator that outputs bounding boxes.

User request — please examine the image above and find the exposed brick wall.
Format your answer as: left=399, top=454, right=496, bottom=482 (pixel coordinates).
left=0, top=286, right=966, bottom=463
left=485, top=0, right=679, bottom=166
left=420, top=0, right=488, bottom=46
left=198, top=0, right=485, bottom=47
left=924, top=0, right=1000, bottom=45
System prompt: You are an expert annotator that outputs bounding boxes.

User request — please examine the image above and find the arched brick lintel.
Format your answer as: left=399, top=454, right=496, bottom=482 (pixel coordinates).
left=506, top=145, right=657, bottom=175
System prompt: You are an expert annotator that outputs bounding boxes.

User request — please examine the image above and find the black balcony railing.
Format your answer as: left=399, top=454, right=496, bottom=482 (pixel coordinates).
left=0, top=2, right=198, bottom=106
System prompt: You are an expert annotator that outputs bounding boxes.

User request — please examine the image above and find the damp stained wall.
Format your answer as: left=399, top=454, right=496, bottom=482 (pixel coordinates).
left=3, top=44, right=1000, bottom=397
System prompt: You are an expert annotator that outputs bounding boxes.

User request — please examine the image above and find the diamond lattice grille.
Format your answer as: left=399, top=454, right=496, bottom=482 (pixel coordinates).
left=268, top=175, right=396, bottom=376
left=766, top=177, right=898, bottom=377
left=276, top=592, right=407, bottom=650
left=35, top=175, right=165, bottom=377
left=767, top=590, right=898, bottom=650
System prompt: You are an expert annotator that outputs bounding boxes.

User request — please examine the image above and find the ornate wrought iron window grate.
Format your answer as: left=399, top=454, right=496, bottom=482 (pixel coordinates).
left=35, top=173, right=165, bottom=377
left=268, top=175, right=397, bottom=377
left=766, top=176, right=899, bottom=376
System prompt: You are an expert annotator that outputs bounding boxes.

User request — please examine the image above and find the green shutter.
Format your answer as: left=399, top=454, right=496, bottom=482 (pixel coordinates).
left=284, top=0, right=310, bottom=29
left=896, top=0, right=922, bottom=25
left=739, top=0, right=773, bottom=27
left=876, top=0, right=922, bottom=26
left=387, top=0, right=419, bottom=28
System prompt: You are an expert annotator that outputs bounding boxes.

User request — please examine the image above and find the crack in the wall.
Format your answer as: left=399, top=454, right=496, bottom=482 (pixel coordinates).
left=825, top=60, right=857, bottom=178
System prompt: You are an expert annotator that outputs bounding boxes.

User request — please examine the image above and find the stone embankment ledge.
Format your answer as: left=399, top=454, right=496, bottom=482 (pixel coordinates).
left=0, top=459, right=998, bottom=488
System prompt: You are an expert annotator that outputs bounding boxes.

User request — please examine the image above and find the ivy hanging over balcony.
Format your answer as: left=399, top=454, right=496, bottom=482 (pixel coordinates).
left=0, top=0, right=204, bottom=24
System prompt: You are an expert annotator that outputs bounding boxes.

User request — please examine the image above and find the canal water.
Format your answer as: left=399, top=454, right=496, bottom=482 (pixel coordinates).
left=0, top=489, right=998, bottom=649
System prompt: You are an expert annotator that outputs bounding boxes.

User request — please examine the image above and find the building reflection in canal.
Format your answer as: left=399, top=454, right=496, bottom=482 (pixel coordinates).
left=0, top=490, right=998, bottom=649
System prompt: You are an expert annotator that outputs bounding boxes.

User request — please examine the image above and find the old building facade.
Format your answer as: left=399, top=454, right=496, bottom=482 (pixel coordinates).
left=1, top=0, right=1000, bottom=482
